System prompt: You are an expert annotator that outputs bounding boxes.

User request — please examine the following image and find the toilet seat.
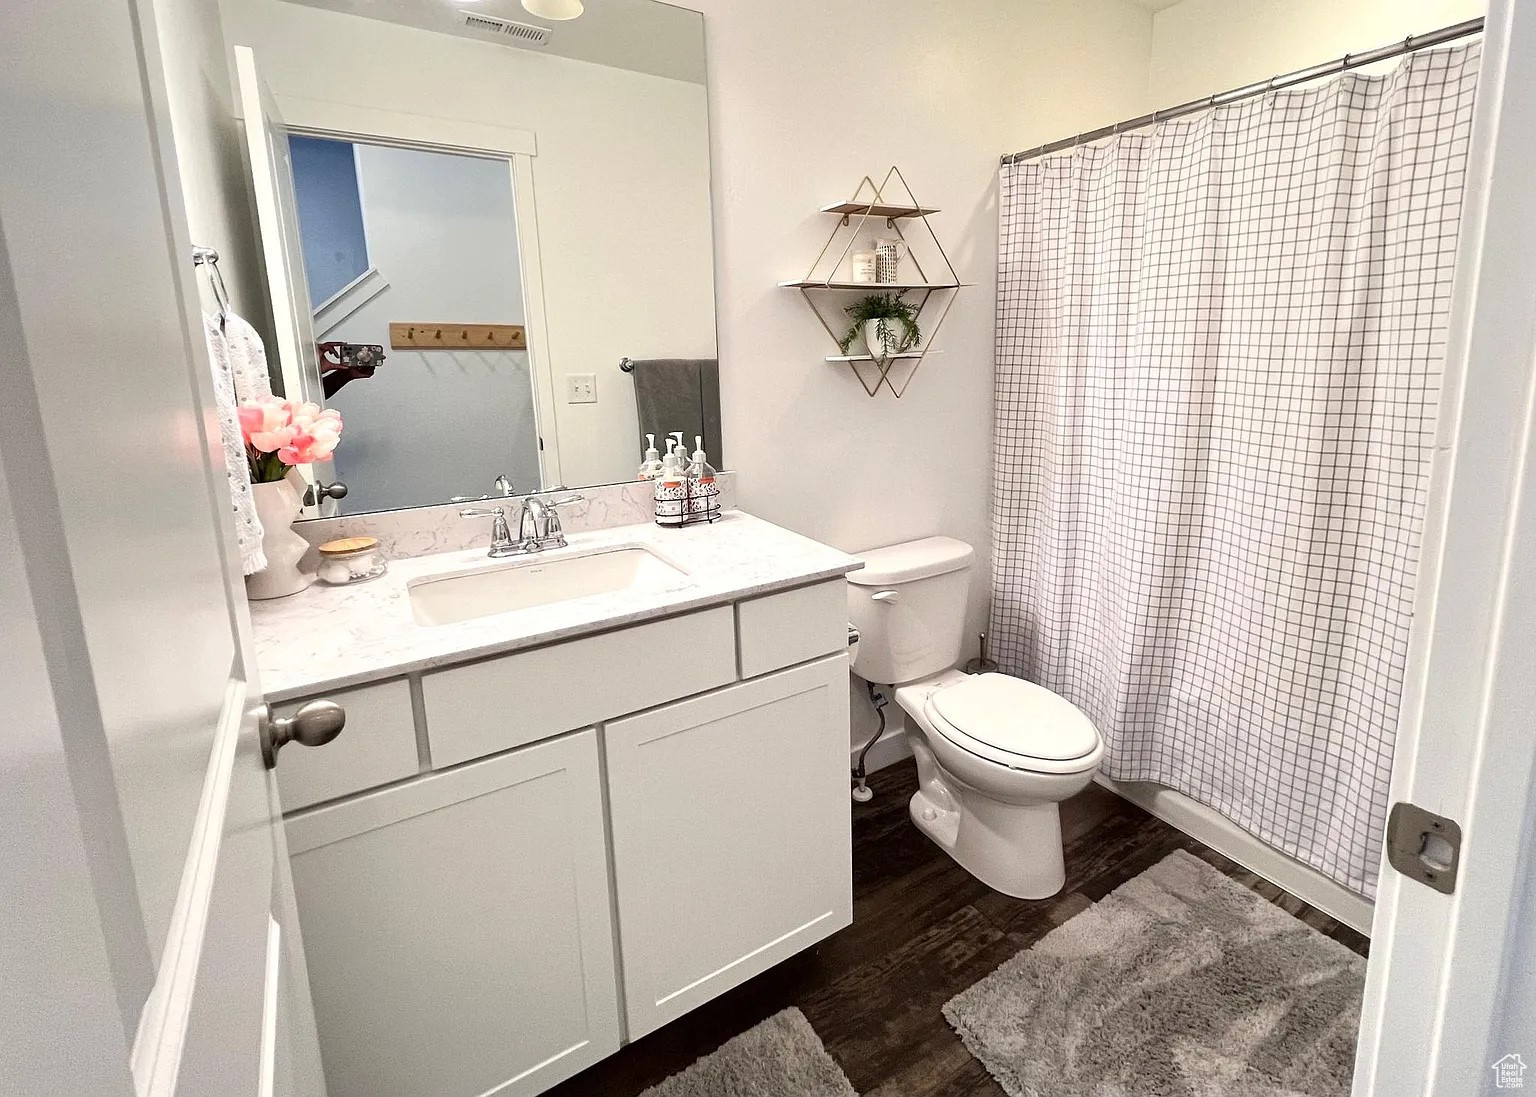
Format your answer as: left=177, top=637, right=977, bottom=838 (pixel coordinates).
left=923, top=673, right=1101, bottom=775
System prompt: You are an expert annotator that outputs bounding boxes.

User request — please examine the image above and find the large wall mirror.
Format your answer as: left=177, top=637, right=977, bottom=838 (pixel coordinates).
left=227, top=0, right=719, bottom=518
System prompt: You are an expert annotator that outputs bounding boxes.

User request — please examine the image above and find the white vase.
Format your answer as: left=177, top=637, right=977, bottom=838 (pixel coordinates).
left=864, top=318, right=913, bottom=361
left=246, top=468, right=314, bottom=600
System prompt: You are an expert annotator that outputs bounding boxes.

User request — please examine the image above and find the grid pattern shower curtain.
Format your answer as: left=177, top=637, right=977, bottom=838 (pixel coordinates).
left=991, top=43, right=1480, bottom=897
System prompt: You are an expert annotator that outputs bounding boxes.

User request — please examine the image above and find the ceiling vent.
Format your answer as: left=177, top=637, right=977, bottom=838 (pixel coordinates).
left=460, top=12, right=551, bottom=45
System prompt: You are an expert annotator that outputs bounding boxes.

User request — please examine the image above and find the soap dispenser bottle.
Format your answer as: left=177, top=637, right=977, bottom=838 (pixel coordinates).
left=685, top=436, right=720, bottom=520
left=637, top=434, right=663, bottom=480
left=653, top=448, right=686, bottom=527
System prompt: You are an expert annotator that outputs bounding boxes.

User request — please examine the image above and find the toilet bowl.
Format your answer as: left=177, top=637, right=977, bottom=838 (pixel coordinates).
left=896, top=669, right=1102, bottom=899
left=847, top=536, right=1104, bottom=899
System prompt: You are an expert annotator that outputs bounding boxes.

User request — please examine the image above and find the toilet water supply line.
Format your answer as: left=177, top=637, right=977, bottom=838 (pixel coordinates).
left=851, top=681, right=888, bottom=803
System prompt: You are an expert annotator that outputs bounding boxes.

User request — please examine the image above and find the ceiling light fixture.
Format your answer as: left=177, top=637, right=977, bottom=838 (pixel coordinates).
left=522, top=0, right=583, bottom=19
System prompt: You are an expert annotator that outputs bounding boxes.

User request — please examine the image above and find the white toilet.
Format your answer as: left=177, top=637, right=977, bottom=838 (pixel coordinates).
left=847, top=536, right=1104, bottom=899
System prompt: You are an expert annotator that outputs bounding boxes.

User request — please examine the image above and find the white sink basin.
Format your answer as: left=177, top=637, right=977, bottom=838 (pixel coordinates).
left=407, top=545, right=690, bottom=627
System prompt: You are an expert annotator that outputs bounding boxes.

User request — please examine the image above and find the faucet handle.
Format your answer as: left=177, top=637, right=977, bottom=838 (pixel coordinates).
left=460, top=505, right=519, bottom=556
left=459, top=504, right=511, bottom=538
left=543, top=495, right=584, bottom=538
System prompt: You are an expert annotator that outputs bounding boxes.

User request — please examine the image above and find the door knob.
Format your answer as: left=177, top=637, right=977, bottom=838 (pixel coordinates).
left=304, top=480, right=349, bottom=506
left=260, top=700, right=346, bottom=769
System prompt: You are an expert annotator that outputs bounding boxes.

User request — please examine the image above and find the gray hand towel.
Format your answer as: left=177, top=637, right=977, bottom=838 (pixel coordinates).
left=628, top=358, right=722, bottom=464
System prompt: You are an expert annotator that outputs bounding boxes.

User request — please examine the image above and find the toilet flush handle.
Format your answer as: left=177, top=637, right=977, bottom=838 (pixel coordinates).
left=871, top=589, right=900, bottom=603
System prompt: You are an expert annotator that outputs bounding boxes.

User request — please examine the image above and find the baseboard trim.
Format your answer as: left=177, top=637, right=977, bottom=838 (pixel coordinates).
left=1096, top=774, right=1374, bottom=936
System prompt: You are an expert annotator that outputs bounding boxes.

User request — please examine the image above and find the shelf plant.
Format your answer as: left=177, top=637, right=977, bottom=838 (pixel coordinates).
left=838, top=293, right=922, bottom=360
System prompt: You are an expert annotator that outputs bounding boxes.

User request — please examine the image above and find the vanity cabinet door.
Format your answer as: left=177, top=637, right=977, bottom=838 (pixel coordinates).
left=285, top=729, right=619, bottom=1097
left=604, top=655, right=853, bottom=1038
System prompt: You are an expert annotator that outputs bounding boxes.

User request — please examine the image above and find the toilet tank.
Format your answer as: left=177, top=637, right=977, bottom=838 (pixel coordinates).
left=846, top=537, right=975, bottom=685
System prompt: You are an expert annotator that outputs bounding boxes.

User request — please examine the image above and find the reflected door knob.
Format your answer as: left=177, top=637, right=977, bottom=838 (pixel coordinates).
left=304, top=480, right=349, bottom=506
left=260, top=700, right=346, bottom=769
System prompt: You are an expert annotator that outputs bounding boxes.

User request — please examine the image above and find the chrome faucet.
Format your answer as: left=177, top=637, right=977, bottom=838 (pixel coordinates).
left=460, top=493, right=584, bottom=557
left=458, top=505, right=520, bottom=557
left=450, top=474, right=516, bottom=505
left=518, top=493, right=585, bottom=551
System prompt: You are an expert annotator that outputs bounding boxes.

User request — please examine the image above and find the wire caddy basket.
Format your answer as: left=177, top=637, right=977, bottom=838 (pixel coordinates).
left=654, top=473, right=721, bottom=528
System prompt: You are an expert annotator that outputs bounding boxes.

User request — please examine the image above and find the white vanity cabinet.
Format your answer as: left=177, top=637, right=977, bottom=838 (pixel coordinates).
left=284, top=730, right=620, bottom=1097
left=277, top=579, right=853, bottom=1097
left=604, top=655, right=852, bottom=1037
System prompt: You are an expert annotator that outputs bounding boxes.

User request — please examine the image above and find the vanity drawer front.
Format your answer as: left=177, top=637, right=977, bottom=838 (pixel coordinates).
left=736, top=580, right=847, bottom=679
left=422, top=606, right=738, bottom=767
left=276, top=679, right=420, bottom=812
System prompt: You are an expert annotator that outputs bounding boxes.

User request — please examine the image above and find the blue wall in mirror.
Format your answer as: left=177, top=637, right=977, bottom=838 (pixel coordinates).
left=290, top=135, right=369, bottom=307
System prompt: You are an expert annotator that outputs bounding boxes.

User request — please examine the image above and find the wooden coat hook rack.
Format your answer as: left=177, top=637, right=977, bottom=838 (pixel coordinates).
left=389, top=323, right=527, bottom=350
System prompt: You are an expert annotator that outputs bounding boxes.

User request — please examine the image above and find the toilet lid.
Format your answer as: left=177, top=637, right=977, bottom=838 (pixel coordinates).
left=929, top=674, right=1099, bottom=761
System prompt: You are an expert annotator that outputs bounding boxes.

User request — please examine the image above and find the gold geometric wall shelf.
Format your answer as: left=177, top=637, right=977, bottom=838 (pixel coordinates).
left=779, top=166, right=969, bottom=397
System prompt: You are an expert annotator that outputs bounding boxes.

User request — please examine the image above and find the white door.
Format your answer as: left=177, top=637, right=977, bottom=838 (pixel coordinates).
left=1354, top=0, right=1536, bottom=1092
left=235, top=45, right=327, bottom=513
left=0, top=2, right=330, bottom=1095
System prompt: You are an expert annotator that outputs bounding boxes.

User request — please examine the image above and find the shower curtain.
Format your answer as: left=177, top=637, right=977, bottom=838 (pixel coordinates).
left=991, top=43, right=1481, bottom=897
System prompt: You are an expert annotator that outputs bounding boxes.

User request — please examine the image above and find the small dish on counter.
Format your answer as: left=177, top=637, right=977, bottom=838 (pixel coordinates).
left=316, top=536, right=387, bottom=586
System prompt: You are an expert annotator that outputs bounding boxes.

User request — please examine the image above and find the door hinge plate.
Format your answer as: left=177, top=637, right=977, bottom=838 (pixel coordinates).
left=1386, top=802, right=1462, bottom=895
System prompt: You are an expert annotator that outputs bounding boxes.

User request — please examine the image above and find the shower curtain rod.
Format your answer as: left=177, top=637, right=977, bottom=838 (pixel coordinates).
left=1000, top=16, right=1484, bottom=166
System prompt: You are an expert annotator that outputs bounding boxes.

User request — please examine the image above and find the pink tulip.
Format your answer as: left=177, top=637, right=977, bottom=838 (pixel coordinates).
left=277, top=404, right=342, bottom=464
left=238, top=395, right=344, bottom=479
left=238, top=397, right=294, bottom=452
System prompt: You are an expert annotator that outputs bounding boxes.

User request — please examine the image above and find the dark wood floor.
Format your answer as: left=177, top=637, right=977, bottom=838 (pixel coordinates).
left=548, top=760, right=1369, bottom=1097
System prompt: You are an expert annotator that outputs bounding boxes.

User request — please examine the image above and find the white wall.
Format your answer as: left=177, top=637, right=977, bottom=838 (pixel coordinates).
left=322, top=144, right=542, bottom=512
left=149, top=0, right=264, bottom=320
left=220, top=0, right=717, bottom=491
left=1148, top=0, right=1487, bottom=105
left=688, top=0, right=1153, bottom=650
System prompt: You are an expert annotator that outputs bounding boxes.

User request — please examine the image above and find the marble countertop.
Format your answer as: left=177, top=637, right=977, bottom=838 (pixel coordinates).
left=250, top=510, right=863, bottom=702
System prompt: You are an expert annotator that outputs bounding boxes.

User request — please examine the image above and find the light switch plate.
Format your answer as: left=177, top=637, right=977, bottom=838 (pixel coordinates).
left=566, top=373, right=597, bottom=404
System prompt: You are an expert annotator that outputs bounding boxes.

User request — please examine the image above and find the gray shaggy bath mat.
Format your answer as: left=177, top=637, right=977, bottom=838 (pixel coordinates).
left=639, top=1007, right=857, bottom=1097
left=944, top=849, right=1365, bottom=1097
